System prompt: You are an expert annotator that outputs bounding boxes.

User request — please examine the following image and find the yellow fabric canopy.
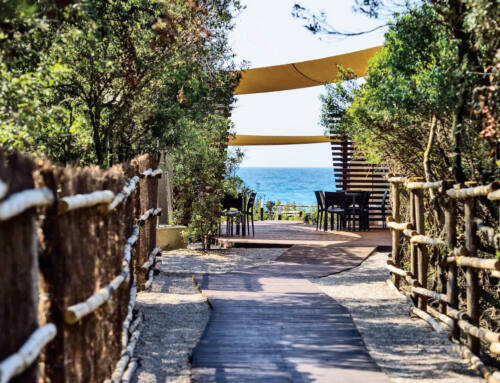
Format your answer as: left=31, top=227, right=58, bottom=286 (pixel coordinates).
left=228, top=135, right=332, bottom=146
left=234, top=46, right=381, bottom=95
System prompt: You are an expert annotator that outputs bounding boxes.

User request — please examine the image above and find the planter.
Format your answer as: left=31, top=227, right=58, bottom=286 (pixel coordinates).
left=156, top=225, right=187, bottom=250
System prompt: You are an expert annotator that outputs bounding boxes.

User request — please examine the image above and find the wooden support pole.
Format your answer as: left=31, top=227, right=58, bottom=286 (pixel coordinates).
left=415, top=187, right=428, bottom=310
left=409, top=189, right=418, bottom=298
left=464, top=195, right=480, bottom=354
left=444, top=185, right=459, bottom=340
left=390, top=182, right=401, bottom=288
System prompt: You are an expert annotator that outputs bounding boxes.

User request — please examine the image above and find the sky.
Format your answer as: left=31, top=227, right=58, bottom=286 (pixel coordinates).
left=229, top=0, right=386, bottom=167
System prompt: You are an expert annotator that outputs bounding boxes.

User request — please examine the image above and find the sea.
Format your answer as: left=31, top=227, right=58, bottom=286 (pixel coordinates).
left=236, top=167, right=335, bottom=206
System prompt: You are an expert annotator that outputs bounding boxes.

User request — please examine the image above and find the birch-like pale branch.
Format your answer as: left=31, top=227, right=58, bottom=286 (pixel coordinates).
left=387, top=176, right=407, bottom=183
left=0, top=187, right=54, bottom=221
left=139, top=168, right=153, bottom=178
left=0, top=179, right=7, bottom=200
left=99, top=176, right=139, bottom=214
left=123, top=225, right=140, bottom=267
left=138, top=208, right=162, bottom=225
left=447, top=182, right=500, bottom=199
left=122, top=281, right=137, bottom=349
left=406, top=180, right=443, bottom=190
left=412, top=307, right=445, bottom=333
left=65, top=270, right=128, bottom=324
left=58, top=190, right=114, bottom=214
left=410, top=235, right=446, bottom=248
left=488, top=189, right=500, bottom=201
left=109, top=315, right=142, bottom=383
left=151, top=169, right=163, bottom=178
left=0, top=324, right=57, bottom=383
left=144, top=268, right=154, bottom=290
left=455, top=256, right=500, bottom=271
left=455, top=345, right=496, bottom=382
left=121, top=358, right=138, bottom=383
left=412, top=286, right=449, bottom=303
left=142, top=247, right=162, bottom=270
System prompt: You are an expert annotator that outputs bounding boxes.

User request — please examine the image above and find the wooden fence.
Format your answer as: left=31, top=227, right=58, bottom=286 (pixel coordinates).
left=387, top=176, right=500, bottom=382
left=0, top=149, right=162, bottom=383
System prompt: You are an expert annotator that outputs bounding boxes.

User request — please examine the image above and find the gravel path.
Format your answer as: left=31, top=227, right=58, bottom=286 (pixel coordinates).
left=133, top=247, right=287, bottom=382
left=312, top=252, right=483, bottom=383
left=133, top=273, right=210, bottom=383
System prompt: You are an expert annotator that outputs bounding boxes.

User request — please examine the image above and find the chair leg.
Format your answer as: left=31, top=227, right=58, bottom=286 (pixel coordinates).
left=252, top=215, right=255, bottom=236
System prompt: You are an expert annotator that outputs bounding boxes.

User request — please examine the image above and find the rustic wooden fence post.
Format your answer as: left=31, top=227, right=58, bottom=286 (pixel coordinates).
left=409, top=187, right=418, bottom=301
left=463, top=187, right=480, bottom=355
left=414, top=178, right=428, bottom=310
left=390, top=180, right=402, bottom=288
left=0, top=152, right=40, bottom=383
left=443, top=181, right=459, bottom=341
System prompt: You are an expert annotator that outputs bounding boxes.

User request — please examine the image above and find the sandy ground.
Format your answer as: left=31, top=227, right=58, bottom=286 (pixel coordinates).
left=156, top=246, right=286, bottom=274
left=313, top=252, right=483, bottom=383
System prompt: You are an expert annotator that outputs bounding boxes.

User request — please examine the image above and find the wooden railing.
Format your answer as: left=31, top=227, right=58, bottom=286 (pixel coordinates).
left=0, top=150, right=162, bottom=383
left=387, top=176, right=500, bottom=382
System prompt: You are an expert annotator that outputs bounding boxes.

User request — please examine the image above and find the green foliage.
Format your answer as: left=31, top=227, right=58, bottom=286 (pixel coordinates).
left=322, top=3, right=499, bottom=183
left=171, top=115, right=236, bottom=249
left=0, top=0, right=243, bottom=246
left=0, top=0, right=241, bottom=167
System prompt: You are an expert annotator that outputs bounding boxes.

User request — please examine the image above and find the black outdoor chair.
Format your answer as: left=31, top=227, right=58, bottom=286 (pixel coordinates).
left=314, top=191, right=326, bottom=231
left=325, top=191, right=347, bottom=231
left=357, top=191, right=371, bottom=231
left=221, top=194, right=243, bottom=236
left=345, top=191, right=371, bottom=231
left=381, top=190, right=389, bottom=228
left=243, top=192, right=256, bottom=236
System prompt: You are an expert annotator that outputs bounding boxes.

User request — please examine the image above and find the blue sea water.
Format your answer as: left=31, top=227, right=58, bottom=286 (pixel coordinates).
left=236, top=167, right=335, bottom=206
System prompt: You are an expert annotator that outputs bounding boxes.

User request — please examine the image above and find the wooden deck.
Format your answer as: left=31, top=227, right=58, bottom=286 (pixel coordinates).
left=192, top=222, right=391, bottom=382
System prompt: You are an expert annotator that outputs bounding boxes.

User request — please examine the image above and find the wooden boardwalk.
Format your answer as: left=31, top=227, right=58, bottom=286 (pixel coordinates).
left=192, top=222, right=391, bottom=382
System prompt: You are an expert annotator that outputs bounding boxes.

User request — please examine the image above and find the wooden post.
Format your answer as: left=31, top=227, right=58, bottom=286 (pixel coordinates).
left=444, top=182, right=459, bottom=341
left=157, top=152, right=169, bottom=226
left=414, top=186, right=428, bottom=310
left=464, top=194, right=480, bottom=354
left=391, top=182, right=401, bottom=288
left=409, top=190, right=418, bottom=298
left=0, top=152, right=39, bottom=382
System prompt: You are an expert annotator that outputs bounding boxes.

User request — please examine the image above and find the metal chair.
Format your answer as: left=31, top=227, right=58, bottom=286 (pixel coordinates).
left=221, top=194, right=243, bottom=236
left=325, top=191, right=347, bottom=231
left=314, top=191, right=326, bottom=231
left=243, top=192, right=256, bottom=236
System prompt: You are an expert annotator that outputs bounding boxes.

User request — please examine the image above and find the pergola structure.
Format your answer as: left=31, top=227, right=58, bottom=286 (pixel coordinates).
left=231, top=46, right=389, bottom=225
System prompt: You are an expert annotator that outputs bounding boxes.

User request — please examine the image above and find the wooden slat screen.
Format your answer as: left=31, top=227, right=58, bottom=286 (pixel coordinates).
left=330, top=134, right=390, bottom=226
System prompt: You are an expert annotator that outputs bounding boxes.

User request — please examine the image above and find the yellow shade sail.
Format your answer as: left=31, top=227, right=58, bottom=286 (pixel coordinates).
left=228, top=135, right=332, bottom=146
left=234, top=46, right=381, bottom=95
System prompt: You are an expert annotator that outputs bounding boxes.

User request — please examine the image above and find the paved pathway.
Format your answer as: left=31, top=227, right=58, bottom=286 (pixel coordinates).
left=191, top=222, right=391, bottom=382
